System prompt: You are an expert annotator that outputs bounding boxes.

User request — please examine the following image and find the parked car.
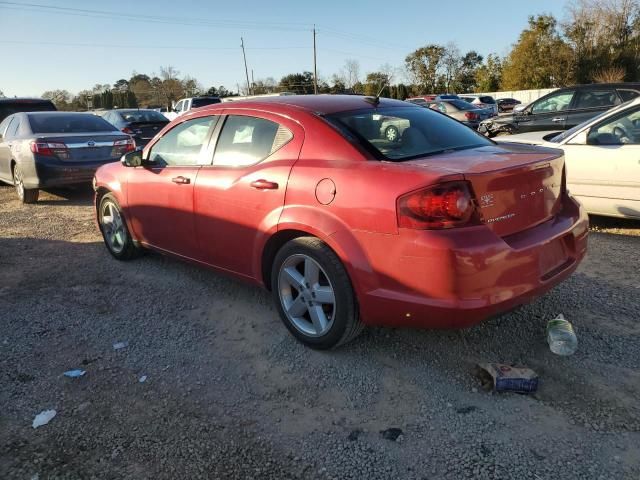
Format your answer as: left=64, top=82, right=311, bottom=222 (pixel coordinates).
left=424, top=99, right=492, bottom=129
left=94, top=95, right=587, bottom=349
left=0, top=112, right=134, bottom=203
left=496, top=97, right=521, bottom=113
left=406, top=94, right=459, bottom=105
left=459, top=95, right=498, bottom=116
left=0, top=98, right=56, bottom=123
left=101, top=109, right=169, bottom=148
left=495, top=97, right=640, bottom=219
left=164, top=96, right=221, bottom=121
left=479, top=83, right=640, bottom=137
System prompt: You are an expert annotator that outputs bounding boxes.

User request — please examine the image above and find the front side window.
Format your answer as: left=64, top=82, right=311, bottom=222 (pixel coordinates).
left=589, top=107, right=640, bottom=145
left=574, top=89, right=619, bottom=110
left=148, top=116, right=216, bottom=166
left=174, top=100, right=184, bottom=113
left=531, top=91, right=575, bottom=114
left=326, top=106, right=492, bottom=162
left=212, top=115, right=292, bottom=167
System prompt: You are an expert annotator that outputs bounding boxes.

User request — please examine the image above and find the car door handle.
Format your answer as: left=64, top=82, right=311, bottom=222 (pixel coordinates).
left=171, top=176, right=191, bottom=184
left=552, top=117, right=565, bottom=123
left=250, top=179, right=279, bottom=190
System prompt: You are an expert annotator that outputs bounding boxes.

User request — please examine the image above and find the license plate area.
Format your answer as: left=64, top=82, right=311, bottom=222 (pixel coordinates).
left=539, top=237, right=570, bottom=279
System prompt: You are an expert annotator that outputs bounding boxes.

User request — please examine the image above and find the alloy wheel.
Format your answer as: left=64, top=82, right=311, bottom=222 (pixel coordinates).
left=100, top=200, right=127, bottom=254
left=278, top=254, right=336, bottom=337
left=13, top=166, right=24, bottom=201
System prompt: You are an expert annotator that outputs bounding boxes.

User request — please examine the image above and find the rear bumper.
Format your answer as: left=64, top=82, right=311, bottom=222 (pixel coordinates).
left=22, top=158, right=119, bottom=188
left=356, top=194, right=588, bottom=328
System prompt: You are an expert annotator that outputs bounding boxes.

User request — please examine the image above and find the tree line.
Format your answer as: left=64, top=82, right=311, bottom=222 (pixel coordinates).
left=33, top=0, right=639, bottom=110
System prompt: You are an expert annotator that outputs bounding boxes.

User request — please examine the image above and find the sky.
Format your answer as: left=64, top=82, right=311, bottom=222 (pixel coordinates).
left=0, top=0, right=571, bottom=97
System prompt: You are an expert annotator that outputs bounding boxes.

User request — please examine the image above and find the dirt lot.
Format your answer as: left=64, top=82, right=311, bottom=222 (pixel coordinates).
left=1, top=184, right=639, bottom=480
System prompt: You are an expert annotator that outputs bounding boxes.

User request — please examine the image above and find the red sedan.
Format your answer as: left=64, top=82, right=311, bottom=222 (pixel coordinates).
left=94, top=95, right=588, bottom=349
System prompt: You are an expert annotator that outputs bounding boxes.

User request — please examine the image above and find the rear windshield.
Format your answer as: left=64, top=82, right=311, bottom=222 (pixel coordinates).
left=325, top=106, right=492, bottom=161
left=118, top=110, right=169, bottom=123
left=446, top=100, right=476, bottom=110
left=192, top=97, right=221, bottom=108
left=0, top=100, right=56, bottom=123
left=479, top=96, right=496, bottom=104
left=29, top=113, right=117, bottom=133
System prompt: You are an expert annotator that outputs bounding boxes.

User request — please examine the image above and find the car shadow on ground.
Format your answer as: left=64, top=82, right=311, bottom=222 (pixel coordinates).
left=589, top=214, right=640, bottom=234
left=36, top=185, right=95, bottom=206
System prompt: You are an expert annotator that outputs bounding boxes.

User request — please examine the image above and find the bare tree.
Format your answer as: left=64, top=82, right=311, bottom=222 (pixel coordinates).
left=442, top=42, right=462, bottom=92
left=342, top=59, right=361, bottom=90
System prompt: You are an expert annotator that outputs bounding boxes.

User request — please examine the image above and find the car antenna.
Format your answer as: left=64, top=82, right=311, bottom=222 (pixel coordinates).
left=364, top=80, right=388, bottom=107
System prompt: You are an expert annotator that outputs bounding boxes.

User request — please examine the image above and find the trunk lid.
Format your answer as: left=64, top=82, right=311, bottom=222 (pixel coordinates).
left=36, top=133, right=130, bottom=162
left=406, top=144, right=565, bottom=237
left=126, top=121, right=168, bottom=141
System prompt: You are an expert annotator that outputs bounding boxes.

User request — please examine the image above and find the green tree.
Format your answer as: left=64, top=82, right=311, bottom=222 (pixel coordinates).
left=501, top=15, right=575, bottom=89
left=475, top=54, right=503, bottom=92
left=405, top=44, right=446, bottom=93
left=396, top=83, right=409, bottom=100
left=363, top=71, right=391, bottom=96
left=457, top=51, right=484, bottom=93
left=279, top=72, right=315, bottom=94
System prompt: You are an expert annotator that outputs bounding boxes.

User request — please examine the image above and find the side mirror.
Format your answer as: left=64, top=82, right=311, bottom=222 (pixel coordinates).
left=121, top=150, right=143, bottom=167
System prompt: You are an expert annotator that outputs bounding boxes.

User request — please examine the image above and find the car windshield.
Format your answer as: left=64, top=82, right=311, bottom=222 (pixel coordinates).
left=29, top=113, right=117, bottom=133
left=325, top=106, right=492, bottom=161
left=446, top=100, right=476, bottom=111
left=192, top=97, right=221, bottom=108
left=118, top=110, right=168, bottom=123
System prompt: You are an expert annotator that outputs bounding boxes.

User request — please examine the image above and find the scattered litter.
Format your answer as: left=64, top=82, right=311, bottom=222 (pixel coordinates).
left=63, top=369, right=86, bottom=378
left=380, top=428, right=403, bottom=441
left=547, top=314, right=578, bottom=355
left=347, top=429, right=362, bottom=441
left=112, top=341, right=128, bottom=350
left=138, top=375, right=147, bottom=383
left=476, top=363, right=539, bottom=394
left=32, top=409, right=56, bottom=429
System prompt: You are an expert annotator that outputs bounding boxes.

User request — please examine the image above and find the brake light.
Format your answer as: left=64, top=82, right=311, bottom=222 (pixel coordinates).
left=30, top=141, right=69, bottom=159
left=121, top=127, right=133, bottom=134
left=111, top=138, right=135, bottom=157
left=397, top=181, right=479, bottom=229
left=464, top=111, right=480, bottom=121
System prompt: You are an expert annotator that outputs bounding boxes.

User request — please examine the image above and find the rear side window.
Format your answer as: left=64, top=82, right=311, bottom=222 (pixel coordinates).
left=325, top=106, right=491, bottom=162
left=29, top=114, right=116, bottom=133
left=618, top=89, right=640, bottom=102
left=573, top=89, right=619, bottom=109
left=192, top=97, right=221, bottom=108
left=212, top=115, right=292, bottom=167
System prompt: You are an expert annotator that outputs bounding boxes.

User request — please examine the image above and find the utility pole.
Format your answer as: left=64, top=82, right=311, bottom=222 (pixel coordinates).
left=313, top=25, right=318, bottom=94
left=251, top=69, right=255, bottom=91
left=241, top=37, right=251, bottom=96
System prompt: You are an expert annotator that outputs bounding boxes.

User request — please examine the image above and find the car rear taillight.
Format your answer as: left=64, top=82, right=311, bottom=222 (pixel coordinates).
left=397, top=181, right=480, bottom=229
left=464, top=111, right=480, bottom=121
left=121, top=127, right=133, bottom=134
left=30, top=141, right=69, bottom=159
left=112, top=138, right=135, bottom=157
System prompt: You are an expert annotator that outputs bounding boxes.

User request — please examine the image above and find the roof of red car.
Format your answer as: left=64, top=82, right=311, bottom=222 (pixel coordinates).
left=213, top=94, right=414, bottom=115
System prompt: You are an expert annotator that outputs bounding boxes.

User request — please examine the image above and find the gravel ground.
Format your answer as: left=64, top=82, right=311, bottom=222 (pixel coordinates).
left=1, top=184, right=639, bottom=480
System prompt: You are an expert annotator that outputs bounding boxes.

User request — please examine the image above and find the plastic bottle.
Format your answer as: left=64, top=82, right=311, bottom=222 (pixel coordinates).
left=546, top=314, right=578, bottom=355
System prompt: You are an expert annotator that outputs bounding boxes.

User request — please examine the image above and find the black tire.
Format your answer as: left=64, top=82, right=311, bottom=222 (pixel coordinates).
left=13, top=164, right=39, bottom=203
left=271, top=237, right=363, bottom=349
left=384, top=125, right=399, bottom=142
left=98, top=192, right=141, bottom=260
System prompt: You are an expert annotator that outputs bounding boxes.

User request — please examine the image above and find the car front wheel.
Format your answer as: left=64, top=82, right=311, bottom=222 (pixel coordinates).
left=271, top=237, right=363, bottom=349
left=384, top=125, right=399, bottom=142
left=98, top=193, right=141, bottom=260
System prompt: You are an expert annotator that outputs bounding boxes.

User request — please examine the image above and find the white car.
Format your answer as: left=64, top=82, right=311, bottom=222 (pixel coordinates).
left=164, top=96, right=221, bottom=121
left=495, top=98, right=640, bottom=220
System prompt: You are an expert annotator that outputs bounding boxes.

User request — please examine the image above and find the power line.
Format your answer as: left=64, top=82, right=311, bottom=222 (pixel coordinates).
left=0, top=40, right=312, bottom=51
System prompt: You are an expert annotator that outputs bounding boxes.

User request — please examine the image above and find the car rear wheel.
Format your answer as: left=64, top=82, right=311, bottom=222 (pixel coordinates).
left=13, top=164, right=39, bottom=203
left=271, top=237, right=363, bottom=349
left=384, top=125, right=399, bottom=142
left=98, top=193, right=141, bottom=260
